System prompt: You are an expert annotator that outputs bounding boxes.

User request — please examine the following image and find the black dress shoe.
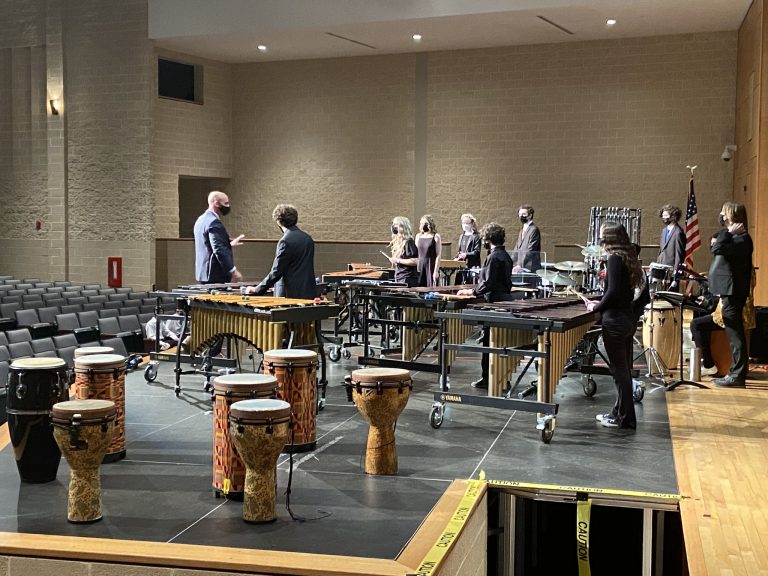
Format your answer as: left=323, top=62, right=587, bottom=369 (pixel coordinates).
left=470, top=378, right=488, bottom=389
left=713, top=375, right=746, bottom=388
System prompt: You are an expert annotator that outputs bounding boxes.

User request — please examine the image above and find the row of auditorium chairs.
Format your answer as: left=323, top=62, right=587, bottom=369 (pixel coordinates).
left=1, top=292, right=154, bottom=309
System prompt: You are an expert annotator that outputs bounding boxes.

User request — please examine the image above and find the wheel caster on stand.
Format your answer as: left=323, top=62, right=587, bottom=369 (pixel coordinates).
left=328, top=346, right=341, bottom=362
left=144, top=362, right=158, bottom=382
left=537, top=415, right=556, bottom=444
left=582, top=376, right=597, bottom=397
left=632, top=379, right=645, bottom=402
left=429, top=403, right=444, bottom=429
left=342, top=348, right=351, bottom=360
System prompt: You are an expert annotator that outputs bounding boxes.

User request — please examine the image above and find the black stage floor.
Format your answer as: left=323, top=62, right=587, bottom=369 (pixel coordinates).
left=0, top=343, right=677, bottom=559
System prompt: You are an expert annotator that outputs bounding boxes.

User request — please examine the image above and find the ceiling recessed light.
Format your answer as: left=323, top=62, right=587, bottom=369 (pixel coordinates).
left=606, top=19, right=617, bottom=26
left=257, top=45, right=267, bottom=51
left=412, top=34, right=422, bottom=42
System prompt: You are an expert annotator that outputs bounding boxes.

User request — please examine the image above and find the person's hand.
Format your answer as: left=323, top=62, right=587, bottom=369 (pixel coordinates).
left=457, top=289, right=474, bottom=296
left=585, top=300, right=598, bottom=312
left=253, top=285, right=267, bottom=296
left=457, top=252, right=466, bottom=260
left=433, top=273, right=440, bottom=285
left=728, top=222, right=745, bottom=235
left=244, top=286, right=256, bottom=294
left=230, top=234, right=245, bottom=247
left=512, top=265, right=523, bottom=273
left=231, top=269, right=243, bottom=282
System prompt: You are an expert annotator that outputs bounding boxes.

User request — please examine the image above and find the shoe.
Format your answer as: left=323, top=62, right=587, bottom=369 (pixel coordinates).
left=598, top=415, right=620, bottom=428
left=470, top=378, right=488, bottom=389
left=700, top=365, right=718, bottom=377
left=595, top=413, right=613, bottom=423
left=713, top=375, right=746, bottom=388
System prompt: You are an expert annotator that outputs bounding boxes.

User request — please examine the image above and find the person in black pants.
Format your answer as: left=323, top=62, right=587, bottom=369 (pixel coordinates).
left=584, top=222, right=644, bottom=429
left=455, top=213, right=482, bottom=284
left=708, top=202, right=753, bottom=387
left=457, top=222, right=514, bottom=389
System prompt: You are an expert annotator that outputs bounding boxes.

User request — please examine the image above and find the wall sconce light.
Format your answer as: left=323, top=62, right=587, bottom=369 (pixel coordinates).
left=49, top=99, right=60, bottom=115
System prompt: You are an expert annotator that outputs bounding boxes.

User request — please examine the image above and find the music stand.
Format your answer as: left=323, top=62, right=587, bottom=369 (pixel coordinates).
left=653, top=291, right=708, bottom=390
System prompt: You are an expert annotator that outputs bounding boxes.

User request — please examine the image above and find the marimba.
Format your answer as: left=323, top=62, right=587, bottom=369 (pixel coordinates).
left=434, top=297, right=597, bottom=443
left=358, top=284, right=481, bottom=375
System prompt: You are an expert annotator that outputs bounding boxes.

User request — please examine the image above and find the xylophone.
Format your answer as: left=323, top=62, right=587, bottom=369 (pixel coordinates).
left=358, top=284, right=481, bottom=374
left=188, top=294, right=339, bottom=354
left=433, top=297, right=598, bottom=443
left=175, top=282, right=253, bottom=293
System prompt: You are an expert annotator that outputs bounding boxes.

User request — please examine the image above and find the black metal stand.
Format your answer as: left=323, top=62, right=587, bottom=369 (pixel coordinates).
left=654, top=292, right=708, bottom=391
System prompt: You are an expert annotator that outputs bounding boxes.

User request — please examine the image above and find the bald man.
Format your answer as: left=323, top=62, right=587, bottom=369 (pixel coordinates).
left=194, top=191, right=244, bottom=284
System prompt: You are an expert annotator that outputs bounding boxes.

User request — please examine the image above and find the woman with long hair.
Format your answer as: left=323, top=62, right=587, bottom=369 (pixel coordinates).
left=708, top=202, right=753, bottom=387
left=455, top=213, right=481, bottom=284
left=415, top=214, right=442, bottom=287
left=387, top=216, right=419, bottom=287
left=584, top=222, right=644, bottom=429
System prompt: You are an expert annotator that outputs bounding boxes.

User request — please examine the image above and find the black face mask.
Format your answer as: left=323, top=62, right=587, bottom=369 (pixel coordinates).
left=391, top=225, right=398, bottom=235
left=220, top=205, right=231, bottom=216
left=519, top=216, right=528, bottom=224
left=422, top=223, right=430, bottom=232
left=718, top=215, right=726, bottom=227
left=662, top=218, right=671, bottom=225
left=483, top=241, right=490, bottom=250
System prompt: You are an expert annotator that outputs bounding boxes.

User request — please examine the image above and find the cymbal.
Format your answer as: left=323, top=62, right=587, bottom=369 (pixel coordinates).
left=554, top=260, right=587, bottom=272
left=536, top=269, right=559, bottom=282
left=539, top=261, right=557, bottom=270
left=581, top=245, right=606, bottom=257
left=552, top=273, right=575, bottom=286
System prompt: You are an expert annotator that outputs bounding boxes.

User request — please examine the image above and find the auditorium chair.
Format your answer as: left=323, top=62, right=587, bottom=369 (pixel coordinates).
left=38, top=307, right=60, bottom=325
left=62, top=292, right=81, bottom=300
left=60, top=304, right=83, bottom=314
left=83, top=284, right=101, bottom=291
left=98, top=288, right=116, bottom=295
left=120, top=307, right=140, bottom=317
left=138, top=313, right=154, bottom=327
left=103, top=301, right=122, bottom=310
left=116, top=287, right=133, bottom=294
left=80, top=290, right=98, bottom=298
left=140, top=304, right=156, bottom=314
left=118, top=315, right=142, bottom=333
left=45, top=286, right=64, bottom=293
left=55, top=313, right=80, bottom=333
left=0, top=333, right=8, bottom=347
left=2, top=296, right=21, bottom=304
left=100, top=337, right=128, bottom=357
left=77, top=311, right=100, bottom=329
left=124, top=299, right=143, bottom=309
left=0, top=346, right=9, bottom=363
left=42, top=292, right=63, bottom=303
left=31, top=338, right=57, bottom=356
left=98, top=318, right=142, bottom=353
left=15, top=284, right=34, bottom=291
left=14, top=309, right=56, bottom=339
left=44, top=298, right=65, bottom=309
left=73, top=325, right=100, bottom=345
left=88, top=295, right=108, bottom=304
left=53, top=333, right=78, bottom=349
left=22, top=278, right=41, bottom=284
left=108, top=293, right=128, bottom=302
left=21, top=295, right=44, bottom=308
left=8, top=341, right=34, bottom=359
left=1, top=303, right=20, bottom=318
left=53, top=281, right=71, bottom=287
left=66, top=296, right=86, bottom=306
left=56, top=346, right=78, bottom=368
left=6, top=328, right=32, bottom=344
left=99, top=309, right=119, bottom=319
left=82, top=302, right=103, bottom=312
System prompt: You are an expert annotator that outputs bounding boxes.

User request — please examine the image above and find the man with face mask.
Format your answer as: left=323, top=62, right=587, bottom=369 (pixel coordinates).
left=249, top=204, right=316, bottom=299
left=194, top=191, right=244, bottom=284
left=656, top=204, right=685, bottom=288
left=511, top=204, right=541, bottom=273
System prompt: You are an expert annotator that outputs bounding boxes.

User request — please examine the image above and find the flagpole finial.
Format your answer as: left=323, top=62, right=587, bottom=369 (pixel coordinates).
left=686, top=165, right=698, bottom=176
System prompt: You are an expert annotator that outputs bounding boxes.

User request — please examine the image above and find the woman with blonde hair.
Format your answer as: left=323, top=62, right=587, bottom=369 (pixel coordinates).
left=387, top=216, right=419, bottom=287
left=415, top=214, right=442, bottom=287
left=456, top=213, right=481, bottom=284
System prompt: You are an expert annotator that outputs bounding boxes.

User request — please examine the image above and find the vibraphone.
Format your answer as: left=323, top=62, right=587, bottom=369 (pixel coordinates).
left=433, top=297, right=598, bottom=443
left=358, top=284, right=481, bottom=375
left=437, top=259, right=467, bottom=285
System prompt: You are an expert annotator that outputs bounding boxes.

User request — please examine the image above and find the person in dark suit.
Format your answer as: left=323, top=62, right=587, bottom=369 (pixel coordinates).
left=708, top=202, right=753, bottom=387
left=193, top=191, right=244, bottom=284
left=249, top=204, right=316, bottom=299
left=656, top=204, right=685, bottom=290
left=511, top=204, right=541, bottom=273
left=457, top=222, right=514, bottom=389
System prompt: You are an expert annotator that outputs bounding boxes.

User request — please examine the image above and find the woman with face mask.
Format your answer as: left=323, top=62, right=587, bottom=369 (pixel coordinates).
left=387, top=216, right=419, bottom=287
left=415, top=215, right=442, bottom=287
left=455, top=213, right=481, bottom=284
left=706, top=202, right=753, bottom=387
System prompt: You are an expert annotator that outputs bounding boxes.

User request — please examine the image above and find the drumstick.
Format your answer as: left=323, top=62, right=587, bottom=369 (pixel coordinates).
left=380, top=250, right=393, bottom=263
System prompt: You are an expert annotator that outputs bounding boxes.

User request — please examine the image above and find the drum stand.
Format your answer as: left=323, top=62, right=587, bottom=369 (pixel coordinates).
left=634, top=297, right=670, bottom=384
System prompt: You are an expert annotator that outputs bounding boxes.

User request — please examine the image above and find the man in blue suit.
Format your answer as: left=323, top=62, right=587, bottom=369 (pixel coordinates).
left=194, top=191, right=243, bottom=284
left=249, top=204, right=316, bottom=299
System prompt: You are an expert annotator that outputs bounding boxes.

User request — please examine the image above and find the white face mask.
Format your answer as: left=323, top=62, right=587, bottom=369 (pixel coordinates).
left=462, top=224, right=473, bottom=233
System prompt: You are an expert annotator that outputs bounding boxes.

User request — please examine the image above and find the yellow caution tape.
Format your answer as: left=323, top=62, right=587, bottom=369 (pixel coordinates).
left=487, top=478, right=679, bottom=501
left=411, top=479, right=484, bottom=576
left=576, top=494, right=591, bottom=576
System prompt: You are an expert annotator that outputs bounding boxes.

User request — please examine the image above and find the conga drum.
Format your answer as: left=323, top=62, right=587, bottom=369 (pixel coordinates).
left=229, top=399, right=291, bottom=523
left=74, top=346, right=115, bottom=358
left=642, top=300, right=681, bottom=371
left=74, top=354, right=127, bottom=462
left=6, top=357, right=70, bottom=483
left=263, top=349, right=318, bottom=453
left=51, top=399, right=116, bottom=523
left=212, top=373, right=279, bottom=499
left=349, top=368, right=412, bottom=475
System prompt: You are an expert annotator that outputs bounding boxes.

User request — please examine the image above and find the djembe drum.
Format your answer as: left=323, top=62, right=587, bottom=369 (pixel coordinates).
left=349, top=368, right=412, bottom=475
left=74, top=346, right=115, bottom=358
left=51, top=399, right=116, bottom=523
left=229, top=398, right=291, bottom=523
left=212, top=373, right=279, bottom=499
left=6, top=357, right=70, bottom=482
left=263, top=349, right=318, bottom=453
left=74, top=354, right=127, bottom=462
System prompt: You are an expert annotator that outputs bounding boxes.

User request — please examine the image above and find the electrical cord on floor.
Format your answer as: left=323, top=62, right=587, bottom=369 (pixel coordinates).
left=284, top=419, right=331, bottom=522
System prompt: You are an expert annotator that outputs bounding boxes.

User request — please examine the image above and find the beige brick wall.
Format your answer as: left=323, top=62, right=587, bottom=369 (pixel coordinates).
left=152, top=49, right=233, bottom=239
left=427, top=32, right=737, bottom=272
left=227, top=55, right=416, bottom=242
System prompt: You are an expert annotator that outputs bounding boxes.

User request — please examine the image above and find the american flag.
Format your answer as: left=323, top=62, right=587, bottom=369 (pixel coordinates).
left=684, top=176, right=701, bottom=267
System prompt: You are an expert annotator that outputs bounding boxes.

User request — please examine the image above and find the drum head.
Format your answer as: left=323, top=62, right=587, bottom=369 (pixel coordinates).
left=52, top=399, right=116, bottom=419
left=230, top=398, right=291, bottom=421
left=645, top=299, right=675, bottom=311
left=263, top=349, right=318, bottom=363
left=74, top=346, right=115, bottom=357
left=74, top=353, right=126, bottom=370
left=10, top=357, right=67, bottom=370
left=351, top=367, right=411, bottom=383
left=214, top=373, right=278, bottom=394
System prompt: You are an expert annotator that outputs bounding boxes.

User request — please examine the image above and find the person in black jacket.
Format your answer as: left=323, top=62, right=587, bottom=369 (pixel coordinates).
left=458, top=222, right=513, bottom=389
left=584, top=222, right=644, bottom=429
left=455, top=213, right=481, bottom=284
left=386, top=216, right=420, bottom=288
left=249, top=204, right=317, bottom=299
left=708, top=202, right=753, bottom=387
